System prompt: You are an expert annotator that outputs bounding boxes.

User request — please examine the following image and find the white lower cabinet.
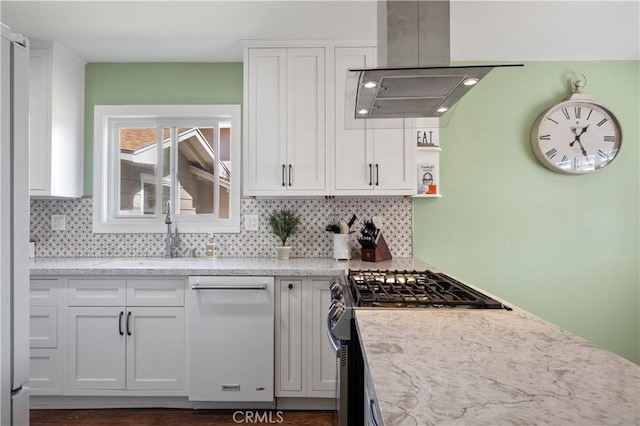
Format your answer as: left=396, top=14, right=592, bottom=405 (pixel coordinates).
left=66, top=279, right=186, bottom=394
left=126, top=307, right=185, bottom=390
left=67, top=306, right=126, bottom=390
left=67, top=306, right=185, bottom=391
left=29, top=278, right=62, bottom=395
left=30, top=276, right=187, bottom=397
left=275, top=277, right=336, bottom=399
left=29, top=349, right=62, bottom=393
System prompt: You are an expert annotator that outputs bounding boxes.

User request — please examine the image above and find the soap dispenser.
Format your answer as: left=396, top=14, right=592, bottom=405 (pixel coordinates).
left=206, top=234, right=217, bottom=259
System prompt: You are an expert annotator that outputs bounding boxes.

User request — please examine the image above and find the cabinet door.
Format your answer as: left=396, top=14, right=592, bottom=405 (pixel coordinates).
left=334, top=47, right=376, bottom=192
left=29, top=42, right=84, bottom=198
left=28, top=47, right=52, bottom=194
left=126, top=307, right=185, bottom=391
left=372, top=125, right=414, bottom=192
left=30, top=306, right=57, bottom=348
left=286, top=48, right=326, bottom=193
left=30, top=279, right=58, bottom=306
left=245, top=48, right=287, bottom=194
left=30, top=348, right=62, bottom=395
left=68, top=279, right=126, bottom=306
left=275, top=279, right=304, bottom=396
left=67, top=307, right=126, bottom=390
left=309, top=278, right=337, bottom=397
left=126, top=278, right=185, bottom=307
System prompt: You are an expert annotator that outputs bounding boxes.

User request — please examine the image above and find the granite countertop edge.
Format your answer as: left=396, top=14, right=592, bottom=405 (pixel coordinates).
left=29, top=256, right=434, bottom=277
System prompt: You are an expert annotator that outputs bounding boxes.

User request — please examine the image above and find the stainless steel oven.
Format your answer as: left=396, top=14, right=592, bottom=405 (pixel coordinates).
left=326, top=275, right=362, bottom=426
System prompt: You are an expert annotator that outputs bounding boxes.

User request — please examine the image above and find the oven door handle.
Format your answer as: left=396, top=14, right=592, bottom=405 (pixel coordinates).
left=326, top=315, right=341, bottom=353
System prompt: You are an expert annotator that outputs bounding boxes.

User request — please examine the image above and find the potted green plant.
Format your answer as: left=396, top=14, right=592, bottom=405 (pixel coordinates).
left=269, top=208, right=300, bottom=260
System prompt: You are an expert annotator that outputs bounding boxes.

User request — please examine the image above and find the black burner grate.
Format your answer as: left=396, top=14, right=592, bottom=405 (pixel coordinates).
left=348, top=269, right=510, bottom=309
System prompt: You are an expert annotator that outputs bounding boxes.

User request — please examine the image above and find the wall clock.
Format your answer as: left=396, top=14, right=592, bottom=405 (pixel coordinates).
left=530, top=76, right=622, bottom=175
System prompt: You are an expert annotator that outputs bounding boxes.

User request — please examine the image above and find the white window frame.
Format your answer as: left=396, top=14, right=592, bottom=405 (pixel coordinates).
left=93, top=105, right=241, bottom=233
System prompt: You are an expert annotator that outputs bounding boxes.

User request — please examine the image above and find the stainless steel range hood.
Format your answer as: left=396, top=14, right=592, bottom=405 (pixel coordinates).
left=351, top=0, right=522, bottom=119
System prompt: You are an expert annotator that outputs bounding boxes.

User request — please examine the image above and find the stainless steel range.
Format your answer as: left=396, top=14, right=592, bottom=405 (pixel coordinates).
left=327, top=269, right=511, bottom=426
left=349, top=269, right=511, bottom=309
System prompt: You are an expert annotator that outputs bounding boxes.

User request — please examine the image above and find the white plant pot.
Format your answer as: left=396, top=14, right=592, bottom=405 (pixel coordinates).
left=276, top=246, right=292, bottom=260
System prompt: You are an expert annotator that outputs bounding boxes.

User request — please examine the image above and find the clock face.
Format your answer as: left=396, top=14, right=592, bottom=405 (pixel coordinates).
left=531, top=100, right=622, bottom=174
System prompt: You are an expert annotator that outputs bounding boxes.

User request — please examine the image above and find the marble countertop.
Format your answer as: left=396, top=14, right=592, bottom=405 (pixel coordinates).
left=29, top=256, right=433, bottom=276
left=356, top=308, right=640, bottom=425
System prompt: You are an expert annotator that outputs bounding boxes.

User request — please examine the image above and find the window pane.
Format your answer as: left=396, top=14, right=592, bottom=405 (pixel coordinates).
left=173, top=127, right=230, bottom=218
left=119, top=127, right=158, bottom=216
left=219, top=126, right=231, bottom=219
left=162, top=127, right=172, bottom=212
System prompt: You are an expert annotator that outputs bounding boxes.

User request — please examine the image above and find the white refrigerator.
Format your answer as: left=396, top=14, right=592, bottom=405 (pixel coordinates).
left=0, top=22, right=30, bottom=426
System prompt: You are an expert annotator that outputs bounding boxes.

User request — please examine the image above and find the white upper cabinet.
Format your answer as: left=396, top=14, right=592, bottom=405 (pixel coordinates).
left=333, top=47, right=415, bottom=195
left=243, top=43, right=416, bottom=196
left=29, top=40, right=85, bottom=198
left=244, top=47, right=326, bottom=196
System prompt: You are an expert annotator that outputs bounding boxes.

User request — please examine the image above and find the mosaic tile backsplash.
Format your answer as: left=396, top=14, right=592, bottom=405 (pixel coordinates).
left=30, top=197, right=412, bottom=258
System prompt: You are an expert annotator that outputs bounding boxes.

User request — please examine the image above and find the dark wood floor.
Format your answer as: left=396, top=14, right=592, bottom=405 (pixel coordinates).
left=30, top=409, right=336, bottom=426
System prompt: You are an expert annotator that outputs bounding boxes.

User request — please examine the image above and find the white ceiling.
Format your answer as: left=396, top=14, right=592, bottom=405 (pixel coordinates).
left=1, top=1, right=638, bottom=63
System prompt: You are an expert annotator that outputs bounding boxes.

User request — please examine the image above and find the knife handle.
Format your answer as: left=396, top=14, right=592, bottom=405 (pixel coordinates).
left=347, top=214, right=357, bottom=228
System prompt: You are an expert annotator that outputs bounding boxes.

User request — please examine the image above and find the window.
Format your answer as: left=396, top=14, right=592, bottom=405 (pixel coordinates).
left=93, top=105, right=240, bottom=233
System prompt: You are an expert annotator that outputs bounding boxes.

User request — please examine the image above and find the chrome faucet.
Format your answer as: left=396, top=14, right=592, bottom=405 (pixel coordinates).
left=164, top=200, right=180, bottom=258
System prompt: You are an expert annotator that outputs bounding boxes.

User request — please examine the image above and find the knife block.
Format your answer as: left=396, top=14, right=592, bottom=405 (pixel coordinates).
left=361, top=233, right=392, bottom=262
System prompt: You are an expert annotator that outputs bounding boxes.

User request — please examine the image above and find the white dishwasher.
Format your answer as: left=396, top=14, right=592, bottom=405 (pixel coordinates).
left=188, top=276, right=274, bottom=402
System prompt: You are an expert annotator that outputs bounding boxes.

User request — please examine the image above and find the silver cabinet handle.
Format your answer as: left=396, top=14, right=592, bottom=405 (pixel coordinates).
left=288, top=164, right=292, bottom=186
left=282, top=164, right=286, bottom=187
left=375, top=164, right=379, bottom=186
left=191, top=284, right=267, bottom=290
left=368, top=163, right=373, bottom=186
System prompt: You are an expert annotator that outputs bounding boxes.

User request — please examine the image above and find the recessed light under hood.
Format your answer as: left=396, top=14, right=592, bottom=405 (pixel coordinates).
left=350, top=0, right=522, bottom=119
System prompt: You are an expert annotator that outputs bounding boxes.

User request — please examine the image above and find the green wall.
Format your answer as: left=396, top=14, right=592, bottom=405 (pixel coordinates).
left=413, top=61, right=639, bottom=363
left=84, top=62, right=243, bottom=195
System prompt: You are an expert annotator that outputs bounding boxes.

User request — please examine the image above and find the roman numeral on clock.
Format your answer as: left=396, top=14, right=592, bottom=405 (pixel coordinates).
left=560, top=155, right=569, bottom=166
left=586, top=109, right=593, bottom=120
left=547, top=117, right=559, bottom=125
left=562, top=108, right=570, bottom=120
left=597, top=150, right=609, bottom=159
left=539, top=134, right=551, bottom=140
left=545, top=148, right=558, bottom=159
left=604, top=135, right=616, bottom=142
left=597, top=117, right=608, bottom=127
left=574, top=107, right=581, bottom=119
left=572, top=157, right=580, bottom=170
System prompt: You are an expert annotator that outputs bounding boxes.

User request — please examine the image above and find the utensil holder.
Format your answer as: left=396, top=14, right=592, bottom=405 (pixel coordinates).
left=333, top=234, right=351, bottom=260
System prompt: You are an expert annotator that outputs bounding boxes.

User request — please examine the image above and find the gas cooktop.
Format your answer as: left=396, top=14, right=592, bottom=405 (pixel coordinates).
left=348, top=269, right=510, bottom=310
